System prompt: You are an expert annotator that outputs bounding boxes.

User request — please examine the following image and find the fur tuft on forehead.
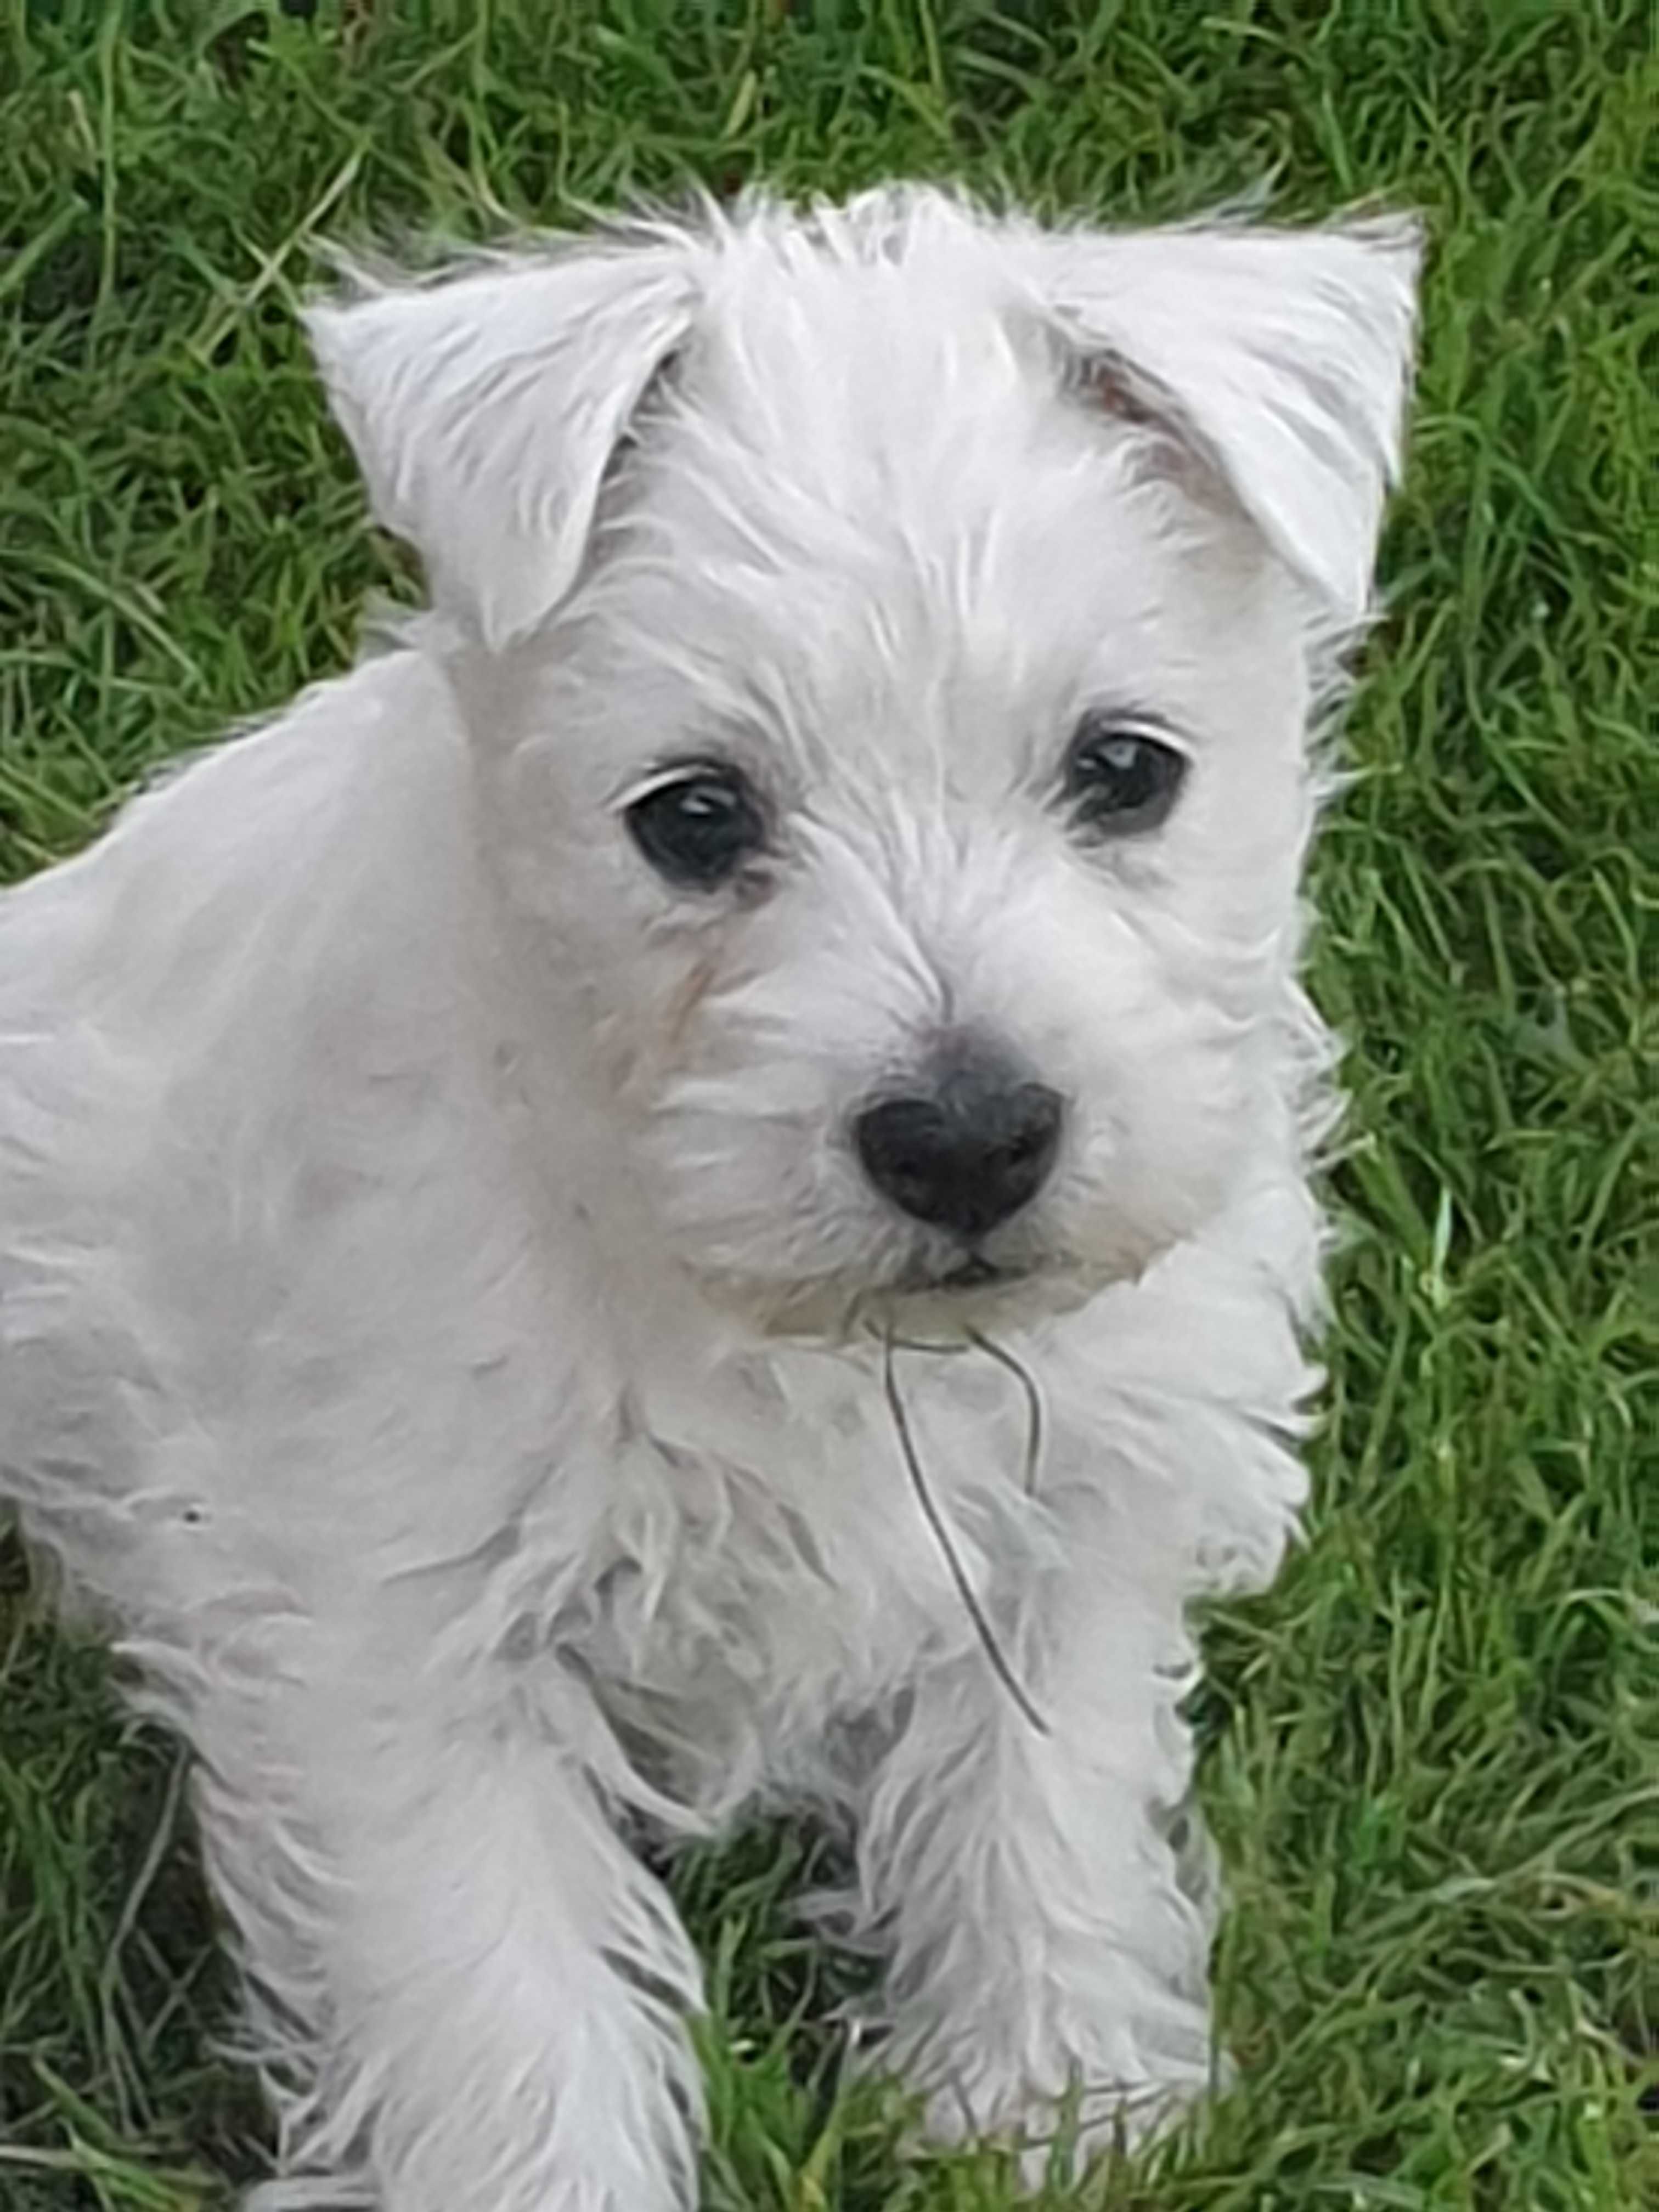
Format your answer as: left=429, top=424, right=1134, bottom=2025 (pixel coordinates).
left=307, top=187, right=1418, bottom=648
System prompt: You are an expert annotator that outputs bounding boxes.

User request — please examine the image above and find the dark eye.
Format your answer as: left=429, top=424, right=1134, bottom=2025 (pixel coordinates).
left=1062, top=715, right=1188, bottom=835
left=624, top=761, right=768, bottom=889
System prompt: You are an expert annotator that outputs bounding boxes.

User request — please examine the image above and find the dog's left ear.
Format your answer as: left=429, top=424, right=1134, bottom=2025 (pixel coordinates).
left=1039, top=216, right=1421, bottom=618
left=305, top=242, right=698, bottom=647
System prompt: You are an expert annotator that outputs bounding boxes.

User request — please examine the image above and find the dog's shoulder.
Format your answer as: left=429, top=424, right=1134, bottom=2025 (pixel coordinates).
left=0, top=643, right=516, bottom=1609
left=1, top=645, right=471, bottom=1078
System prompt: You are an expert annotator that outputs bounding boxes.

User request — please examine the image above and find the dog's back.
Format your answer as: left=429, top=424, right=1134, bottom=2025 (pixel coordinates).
left=0, top=645, right=494, bottom=1629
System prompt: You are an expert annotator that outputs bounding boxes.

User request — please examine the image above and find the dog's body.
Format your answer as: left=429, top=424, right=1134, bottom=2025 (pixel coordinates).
left=0, top=190, right=1417, bottom=2209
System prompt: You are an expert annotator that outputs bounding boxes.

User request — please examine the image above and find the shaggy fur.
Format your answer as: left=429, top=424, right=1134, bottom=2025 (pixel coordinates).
left=0, top=188, right=1418, bottom=2209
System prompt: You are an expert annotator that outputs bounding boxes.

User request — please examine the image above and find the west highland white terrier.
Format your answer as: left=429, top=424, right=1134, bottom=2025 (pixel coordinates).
left=0, top=187, right=1419, bottom=2209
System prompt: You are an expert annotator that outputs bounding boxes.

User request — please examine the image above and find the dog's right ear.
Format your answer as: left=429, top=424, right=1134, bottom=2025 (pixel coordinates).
left=304, top=243, right=697, bottom=648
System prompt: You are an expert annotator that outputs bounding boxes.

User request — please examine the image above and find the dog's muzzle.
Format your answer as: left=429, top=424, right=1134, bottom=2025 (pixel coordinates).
left=853, top=1042, right=1064, bottom=1244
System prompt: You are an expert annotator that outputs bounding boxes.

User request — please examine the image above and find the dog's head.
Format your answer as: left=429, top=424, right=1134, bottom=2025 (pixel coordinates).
left=308, top=190, right=1418, bottom=1334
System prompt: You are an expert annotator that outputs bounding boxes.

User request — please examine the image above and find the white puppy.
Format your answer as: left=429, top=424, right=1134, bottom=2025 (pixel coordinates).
left=0, top=187, right=1418, bottom=2210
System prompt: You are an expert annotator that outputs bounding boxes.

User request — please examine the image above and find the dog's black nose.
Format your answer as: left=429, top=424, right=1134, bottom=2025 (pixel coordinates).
left=854, top=1056, right=1064, bottom=1240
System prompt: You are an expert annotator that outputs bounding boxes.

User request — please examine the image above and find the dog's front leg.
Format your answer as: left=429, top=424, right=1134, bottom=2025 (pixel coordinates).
left=856, top=1521, right=1218, bottom=2170
left=183, top=1618, right=704, bottom=2212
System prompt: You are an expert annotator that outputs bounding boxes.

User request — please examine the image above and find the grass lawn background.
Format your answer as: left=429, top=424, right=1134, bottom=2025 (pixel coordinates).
left=1, top=3, right=1654, bottom=2206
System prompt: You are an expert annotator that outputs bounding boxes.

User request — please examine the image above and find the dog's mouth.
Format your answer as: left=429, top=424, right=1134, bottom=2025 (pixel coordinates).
left=922, top=1252, right=1025, bottom=1293
left=871, top=1249, right=1049, bottom=1324
left=719, top=1249, right=1044, bottom=1344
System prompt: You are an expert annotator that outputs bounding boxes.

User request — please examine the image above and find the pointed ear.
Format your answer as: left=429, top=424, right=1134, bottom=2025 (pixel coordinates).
left=1039, top=216, right=1421, bottom=618
left=304, top=241, right=698, bottom=647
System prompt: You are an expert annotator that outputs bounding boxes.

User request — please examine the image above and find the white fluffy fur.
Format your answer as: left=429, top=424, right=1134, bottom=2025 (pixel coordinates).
left=0, top=187, right=1418, bottom=2209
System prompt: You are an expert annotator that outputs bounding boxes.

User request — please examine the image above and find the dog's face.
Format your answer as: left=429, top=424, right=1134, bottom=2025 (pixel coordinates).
left=310, top=193, right=1418, bottom=1331
left=471, top=381, right=1308, bottom=1325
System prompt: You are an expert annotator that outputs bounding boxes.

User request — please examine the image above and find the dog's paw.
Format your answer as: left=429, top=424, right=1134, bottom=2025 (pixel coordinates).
left=908, top=2040, right=1229, bottom=2192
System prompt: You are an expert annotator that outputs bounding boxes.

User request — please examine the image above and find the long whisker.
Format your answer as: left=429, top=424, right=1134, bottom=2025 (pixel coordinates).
left=967, top=1326, right=1047, bottom=1497
left=880, top=1322, right=1049, bottom=1735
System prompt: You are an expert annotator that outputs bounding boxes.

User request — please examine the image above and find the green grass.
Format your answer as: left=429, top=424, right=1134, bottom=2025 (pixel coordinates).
left=1, top=2, right=1654, bottom=2205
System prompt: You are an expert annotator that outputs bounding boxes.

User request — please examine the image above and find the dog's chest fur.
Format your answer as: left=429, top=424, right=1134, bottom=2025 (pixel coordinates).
left=496, top=1338, right=1058, bottom=1821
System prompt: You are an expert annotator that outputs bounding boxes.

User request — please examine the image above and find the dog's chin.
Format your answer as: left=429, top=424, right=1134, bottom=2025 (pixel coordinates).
left=689, top=1245, right=1119, bottom=1347
left=871, top=1260, right=1060, bottom=1345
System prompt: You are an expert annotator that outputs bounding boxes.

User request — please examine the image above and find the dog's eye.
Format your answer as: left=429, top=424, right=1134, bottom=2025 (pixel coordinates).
left=625, top=763, right=767, bottom=889
left=1062, top=716, right=1188, bottom=835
